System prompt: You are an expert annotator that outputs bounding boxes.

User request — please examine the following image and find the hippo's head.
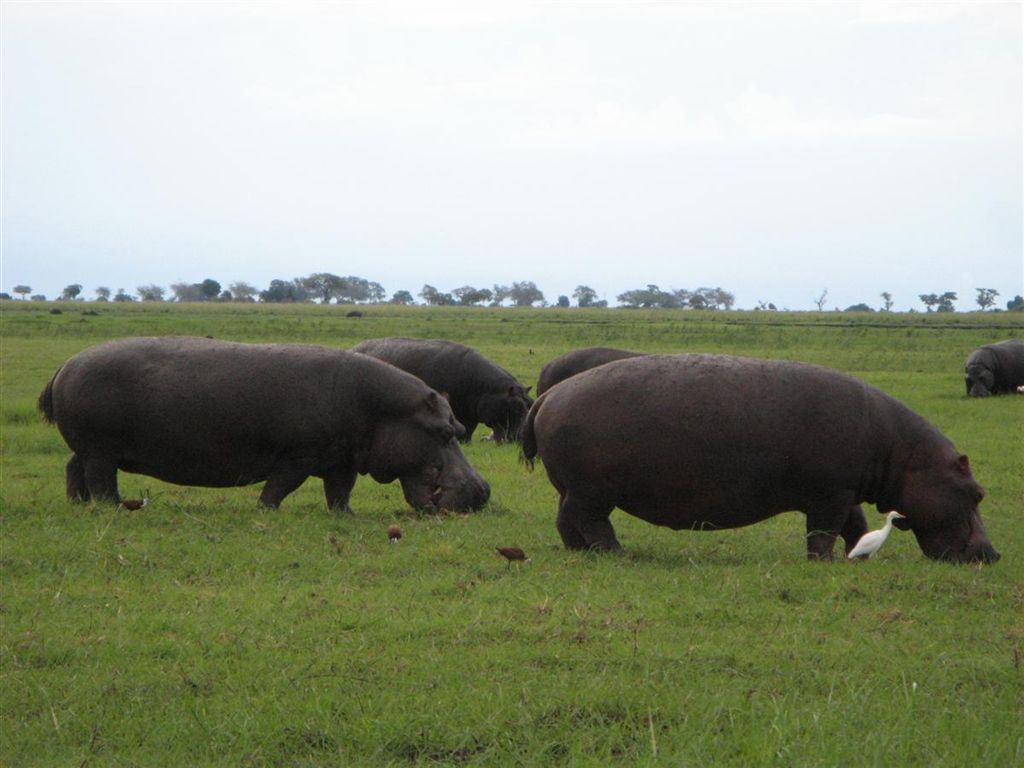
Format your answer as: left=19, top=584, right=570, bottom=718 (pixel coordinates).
left=965, top=350, right=996, bottom=397
left=359, top=391, right=490, bottom=512
left=478, top=385, right=534, bottom=444
left=894, top=448, right=999, bottom=564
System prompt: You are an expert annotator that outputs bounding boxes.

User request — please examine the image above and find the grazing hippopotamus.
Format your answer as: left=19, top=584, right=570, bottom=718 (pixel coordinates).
left=522, top=354, right=999, bottom=564
left=352, top=337, right=533, bottom=443
left=964, top=339, right=1024, bottom=397
left=536, top=347, right=644, bottom=395
left=39, top=337, right=490, bottom=512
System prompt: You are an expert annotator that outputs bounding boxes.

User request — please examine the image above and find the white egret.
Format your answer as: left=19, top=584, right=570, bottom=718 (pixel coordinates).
left=847, top=511, right=906, bottom=560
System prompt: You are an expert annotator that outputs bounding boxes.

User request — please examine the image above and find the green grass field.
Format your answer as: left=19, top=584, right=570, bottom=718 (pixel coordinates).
left=2, top=301, right=1022, bottom=767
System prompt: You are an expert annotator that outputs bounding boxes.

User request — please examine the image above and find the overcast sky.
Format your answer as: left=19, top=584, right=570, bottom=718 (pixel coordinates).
left=2, top=2, right=1021, bottom=310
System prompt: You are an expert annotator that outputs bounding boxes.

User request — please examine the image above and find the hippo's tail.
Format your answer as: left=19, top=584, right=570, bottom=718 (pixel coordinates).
left=38, top=367, right=61, bottom=424
left=518, top=393, right=544, bottom=470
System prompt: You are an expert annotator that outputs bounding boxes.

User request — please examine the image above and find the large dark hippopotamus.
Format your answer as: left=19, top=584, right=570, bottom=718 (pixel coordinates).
left=522, top=354, right=999, bottom=564
left=352, top=337, right=533, bottom=443
left=536, top=347, right=644, bottom=395
left=964, top=339, right=1024, bottom=397
left=39, top=337, right=490, bottom=512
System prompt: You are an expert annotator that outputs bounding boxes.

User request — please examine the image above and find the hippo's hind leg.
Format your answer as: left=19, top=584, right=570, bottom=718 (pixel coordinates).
left=82, top=454, right=120, bottom=503
left=66, top=454, right=89, bottom=501
left=839, top=504, right=869, bottom=557
left=556, top=493, right=587, bottom=549
left=557, top=491, right=621, bottom=551
left=805, top=492, right=861, bottom=561
left=259, top=461, right=309, bottom=508
left=322, top=467, right=357, bottom=513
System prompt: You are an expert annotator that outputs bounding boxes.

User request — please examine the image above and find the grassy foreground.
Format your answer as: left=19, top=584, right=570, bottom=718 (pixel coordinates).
left=2, top=301, right=1022, bottom=767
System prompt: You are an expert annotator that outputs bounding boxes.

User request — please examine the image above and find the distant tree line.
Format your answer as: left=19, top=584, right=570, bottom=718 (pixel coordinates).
left=615, top=285, right=735, bottom=310
left=3, top=275, right=1021, bottom=312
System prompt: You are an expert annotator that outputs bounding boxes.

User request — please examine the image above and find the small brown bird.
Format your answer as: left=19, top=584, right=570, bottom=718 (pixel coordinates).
left=121, top=498, right=148, bottom=510
left=388, top=525, right=402, bottom=544
left=496, top=546, right=528, bottom=567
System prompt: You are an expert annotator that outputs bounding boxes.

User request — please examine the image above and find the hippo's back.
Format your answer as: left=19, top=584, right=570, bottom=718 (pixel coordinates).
left=536, top=347, right=643, bottom=395
left=353, top=337, right=503, bottom=384
left=534, top=353, right=877, bottom=452
left=42, top=337, right=417, bottom=480
left=49, top=337, right=346, bottom=428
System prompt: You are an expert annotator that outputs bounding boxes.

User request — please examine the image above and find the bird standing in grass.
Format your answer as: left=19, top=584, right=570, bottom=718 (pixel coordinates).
left=121, top=498, right=148, bottom=510
left=496, top=546, right=528, bottom=568
left=848, top=511, right=905, bottom=559
left=388, top=525, right=402, bottom=544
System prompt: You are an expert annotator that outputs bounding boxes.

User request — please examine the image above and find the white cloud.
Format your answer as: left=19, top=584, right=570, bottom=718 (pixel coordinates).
left=513, top=100, right=723, bottom=150
left=2, top=2, right=1019, bottom=309
left=854, top=2, right=1006, bottom=27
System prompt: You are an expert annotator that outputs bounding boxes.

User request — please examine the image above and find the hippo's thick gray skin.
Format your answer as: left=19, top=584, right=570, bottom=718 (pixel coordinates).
left=522, top=354, right=999, bottom=564
left=39, top=338, right=490, bottom=512
left=965, top=339, right=1024, bottom=397
left=536, top=347, right=644, bottom=395
left=352, top=337, right=533, bottom=443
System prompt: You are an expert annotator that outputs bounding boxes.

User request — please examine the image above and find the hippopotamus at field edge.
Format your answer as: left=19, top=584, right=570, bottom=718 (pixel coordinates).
left=39, top=337, right=490, bottom=511
left=522, top=354, right=999, bottom=564
left=965, top=339, right=1024, bottom=397
left=352, top=337, right=533, bottom=443
left=536, top=347, right=644, bottom=395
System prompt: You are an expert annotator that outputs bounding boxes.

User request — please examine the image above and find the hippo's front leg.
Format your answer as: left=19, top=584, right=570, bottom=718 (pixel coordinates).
left=458, top=420, right=478, bottom=444
left=323, top=467, right=357, bottom=513
left=804, top=492, right=860, bottom=560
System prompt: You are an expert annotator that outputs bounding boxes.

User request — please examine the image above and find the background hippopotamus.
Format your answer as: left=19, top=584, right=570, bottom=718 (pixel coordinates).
left=536, top=347, right=644, bottom=395
left=522, top=354, right=999, bottom=564
left=352, top=337, right=533, bottom=443
left=964, top=339, right=1024, bottom=397
left=39, top=337, right=490, bottom=512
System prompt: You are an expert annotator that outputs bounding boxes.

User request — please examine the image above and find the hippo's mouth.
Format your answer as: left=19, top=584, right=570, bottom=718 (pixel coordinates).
left=923, top=541, right=1000, bottom=564
left=908, top=516, right=1000, bottom=564
left=398, top=478, right=442, bottom=511
left=399, top=477, right=489, bottom=513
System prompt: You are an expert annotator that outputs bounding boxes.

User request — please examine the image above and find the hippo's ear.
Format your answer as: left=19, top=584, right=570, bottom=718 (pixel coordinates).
left=425, top=391, right=449, bottom=412
left=955, top=455, right=971, bottom=476
left=509, top=385, right=532, bottom=399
